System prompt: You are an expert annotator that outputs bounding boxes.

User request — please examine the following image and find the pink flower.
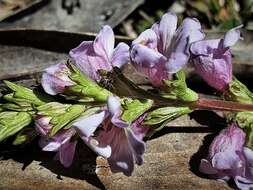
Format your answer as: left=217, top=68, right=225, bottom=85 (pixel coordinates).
left=76, top=96, right=150, bottom=176
left=200, top=123, right=253, bottom=190
left=130, top=12, right=205, bottom=87
left=190, top=25, right=243, bottom=91
left=41, top=62, right=75, bottom=95
left=70, top=25, right=129, bottom=81
left=39, top=110, right=109, bottom=167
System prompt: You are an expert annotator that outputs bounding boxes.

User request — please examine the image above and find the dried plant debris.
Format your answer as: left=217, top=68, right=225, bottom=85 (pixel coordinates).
left=0, top=0, right=43, bottom=21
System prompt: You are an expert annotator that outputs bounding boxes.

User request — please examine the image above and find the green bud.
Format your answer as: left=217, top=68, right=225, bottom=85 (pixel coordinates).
left=224, top=77, right=253, bottom=103
left=121, top=98, right=153, bottom=122
left=4, top=81, right=52, bottom=106
left=49, top=104, right=85, bottom=136
left=144, top=106, right=192, bottom=131
left=36, top=102, right=72, bottom=117
left=67, top=63, right=112, bottom=102
left=0, top=112, right=32, bottom=142
left=162, top=70, right=198, bottom=102
left=235, top=111, right=253, bottom=147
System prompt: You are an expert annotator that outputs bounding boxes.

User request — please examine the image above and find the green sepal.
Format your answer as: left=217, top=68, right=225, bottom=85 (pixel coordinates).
left=49, top=104, right=85, bottom=136
left=36, top=102, right=72, bottom=117
left=121, top=98, right=153, bottom=122
left=235, top=111, right=253, bottom=147
left=0, top=103, right=34, bottom=112
left=0, top=112, right=32, bottom=142
left=143, top=106, right=192, bottom=131
left=4, top=81, right=52, bottom=106
left=224, top=77, right=253, bottom=103
left=67, top=63, right=112, bottom=102
left=12, top=127, right=37, bottom=145
left=162, top=70, right=198, bottom=102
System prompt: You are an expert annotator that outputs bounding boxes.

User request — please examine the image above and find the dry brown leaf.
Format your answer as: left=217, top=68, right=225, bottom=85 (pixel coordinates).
left=0, top=0, right=43, bottom=21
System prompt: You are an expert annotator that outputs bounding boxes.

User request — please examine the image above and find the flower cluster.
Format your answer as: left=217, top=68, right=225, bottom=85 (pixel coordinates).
left=1, top=11, right=253, bottom=190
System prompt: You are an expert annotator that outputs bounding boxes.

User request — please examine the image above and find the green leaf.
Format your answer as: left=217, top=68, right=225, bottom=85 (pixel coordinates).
left=49, top=104, right=85, bottom=136
left=0, top=112, right=32, bottom=142
left=121, top=98, right=153, bottom=122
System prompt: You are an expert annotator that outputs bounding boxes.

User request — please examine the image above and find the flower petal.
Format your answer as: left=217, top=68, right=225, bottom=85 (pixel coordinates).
left=107, top=96, right=121, bottom=115
left=107, top=127, right=134, bottom=176
left=72, top=111, right=106, bottom=138
left=223, top=25, right=243, bottom=48
left=234, top=176, right=253, bottom=190
left=59, top=140, right=77, bottom=167
left=193, top=53, right=232, bottom=91
left=111, top=111, right=129, bottom=128
left=126, top=129, right=145, bottom=165
left=132, top=29, right=158, bottom=49
left=131, top=44, right=167, bottom=68
left=111, top=42, right=130, bottom=68
left=93, top=25, right=115, bottom=60
left=35, top=116, right=52, bottom=136
left=165, top=52, right=188, bottom=73
left=155, top=12, right=177, bottom=55
left=190, top=39, right=221, bottom=56
left=82, top=136, right=112, bottom=158
left=165, top=18, right=205, bottom=73
left=41, top=63, right=74, bottom=95
left=70, top=41, right=112, bottom=81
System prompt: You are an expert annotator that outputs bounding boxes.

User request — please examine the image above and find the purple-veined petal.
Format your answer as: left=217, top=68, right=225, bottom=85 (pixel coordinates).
left=70, top=41, right=112, bottom=81
left=130, top=44, right=169, bottom=86
left=93, top=25, right=115, bottom=61
left=131, top=44, right=167, bottom=68
left=234, top=176, right=253, bottom=190
left=132, top=29, right=158, bottom=49
left=210, top=124, right=245, bottom=158
left=155, top=12, right=177, bottom=55
left=126, top=129, right=145, bottom=165
left=190, top=39, right=221, bottom=56
left=193, top=52, right=232, bottom=91
left=111, top=42, right=130, bottom=68
left=72, top=111, right=106, bottom=138
left=165, top=17, right=205, bottom=73
left=107, top=127, right=134, bottom=176
left=59, top=140, right=77, bottom=168
left=223, top=25, right=243, bottom=48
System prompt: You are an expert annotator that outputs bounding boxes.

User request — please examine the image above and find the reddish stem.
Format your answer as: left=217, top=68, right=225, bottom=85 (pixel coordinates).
left=189, top=97, right=253, bottom=112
